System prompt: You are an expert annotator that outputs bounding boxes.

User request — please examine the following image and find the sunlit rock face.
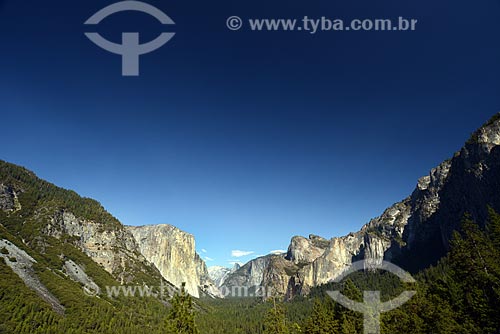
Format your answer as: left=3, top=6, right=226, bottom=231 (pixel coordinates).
left=46, top=210, right=151, bottom=284
left=127, top=224, right=219, bottom=298
left=286, top=235, right=329, bottom=265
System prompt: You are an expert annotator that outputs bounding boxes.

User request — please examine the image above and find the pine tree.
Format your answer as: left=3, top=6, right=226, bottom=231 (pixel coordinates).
left=338, top=279, right=362, bottom=333
left=303, top=298, right=339, bottom=334
left=487, top=206, right=500, bottom=251
left=263, top=298, right=289, bottom=334
left=449, top=214, right=500, bottom=332
left=166, top=283, right=200, bottom=334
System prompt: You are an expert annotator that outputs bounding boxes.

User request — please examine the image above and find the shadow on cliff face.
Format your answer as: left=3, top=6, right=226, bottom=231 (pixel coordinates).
left=394, top=144, right=500, bottom=274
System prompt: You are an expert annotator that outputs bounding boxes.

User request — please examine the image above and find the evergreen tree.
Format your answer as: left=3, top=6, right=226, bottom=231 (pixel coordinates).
left=303, top=298, right=339, bottom=334
left=337, top=279, right=362, bottom=333
left=448, top=214, right=500, bottom=332
left=263, top=298, right=289, bottom=334
left=487, top=206, right=500, bottom=251
left=166, top=283, right=200, bottom=334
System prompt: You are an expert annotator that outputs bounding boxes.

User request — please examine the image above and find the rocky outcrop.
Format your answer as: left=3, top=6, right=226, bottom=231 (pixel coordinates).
left=195, top=253, right=222, bottom=298
left=297, top=234, right=363, bottom=291
left=0, top=184, right=20, bottom=211
left=0, top=239, right=64, bottom=314
left=224, top=113, right=500, bottom=298
left=45, top=210, right=154, bottom=284
left=63, top=260, right=101, bottom=296
left=221, top=254, right=300, bottom=297
left=127, top=224, right=219, bottom=298
left=285, top=234, right=329, bottom=265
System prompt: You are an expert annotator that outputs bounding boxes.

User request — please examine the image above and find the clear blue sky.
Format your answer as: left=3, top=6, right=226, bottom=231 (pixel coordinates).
left=0, top=0, right=499, bottom=267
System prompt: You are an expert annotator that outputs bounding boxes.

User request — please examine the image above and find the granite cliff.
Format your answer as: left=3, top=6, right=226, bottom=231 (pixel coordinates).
left=127, top=224, right=219, bottom=298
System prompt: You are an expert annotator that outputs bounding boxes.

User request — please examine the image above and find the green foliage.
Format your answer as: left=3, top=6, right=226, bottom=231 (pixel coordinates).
left=309, top=270, right=404, bottom=302
left=447, top=214, right=500, bottom=332
left=0, top=160, right=121, bottom=236
left=196, top=297, right=313, bottom=334
left=0, top=247, right=170, bottom=334
left=263, top=299, right=289, bottom=334
left=303, top=298, right=338, bottom=334
left=487, top=206, right=500, bottom=251
left=166, top=283, right=200, bottom=334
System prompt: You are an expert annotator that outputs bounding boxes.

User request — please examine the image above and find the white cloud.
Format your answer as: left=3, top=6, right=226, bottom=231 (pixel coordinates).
left=201, top=249, right=207, bottom=253
left=231, top=250, right=254, bottom=258
left=204, top=256, right=214, bottom=261
left=269, top=249, right=287, bottom=255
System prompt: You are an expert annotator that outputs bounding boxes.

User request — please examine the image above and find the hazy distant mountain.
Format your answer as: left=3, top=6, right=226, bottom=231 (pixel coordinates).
left=208, top=263, right=241, bottom=288
left=208, top=266, right=230, bottom=287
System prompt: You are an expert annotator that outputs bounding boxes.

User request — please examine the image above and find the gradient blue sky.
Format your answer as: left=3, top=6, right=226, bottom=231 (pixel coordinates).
left=0, top=0, right=499, bottom=267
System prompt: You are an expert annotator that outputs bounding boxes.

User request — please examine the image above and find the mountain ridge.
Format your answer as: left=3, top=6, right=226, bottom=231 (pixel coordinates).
left=220, top=112, right=500, bottom=298
left=0, top=160, right=216, bottom=298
